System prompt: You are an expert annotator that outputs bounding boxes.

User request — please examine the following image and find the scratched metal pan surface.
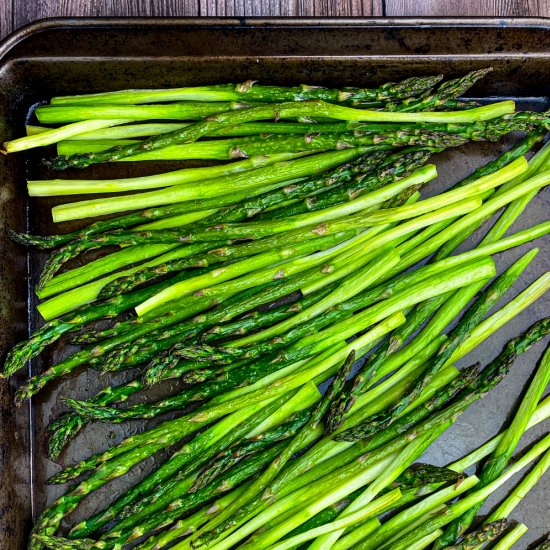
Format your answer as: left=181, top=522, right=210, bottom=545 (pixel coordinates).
left=0, top=17, right=548, bottom=549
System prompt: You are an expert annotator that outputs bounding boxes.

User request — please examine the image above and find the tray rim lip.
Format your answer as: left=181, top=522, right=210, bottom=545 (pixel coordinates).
left=1, top=15, right=550, bottom=64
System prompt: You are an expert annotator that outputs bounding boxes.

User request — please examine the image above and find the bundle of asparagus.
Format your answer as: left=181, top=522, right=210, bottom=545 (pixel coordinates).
left=1, top=70, right=549, bottom=549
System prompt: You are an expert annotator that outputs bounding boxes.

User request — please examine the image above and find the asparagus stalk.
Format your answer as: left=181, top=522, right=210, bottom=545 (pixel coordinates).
left=492, top=523, right=528, bottom=550
left=386, top=434, right=550, bottom=550
left=96, top=151, right=428, bottom=298
left=36, top=390, right=301, bottom=543
left=64, top=388, right=317, bottom=539
left=194, top=352, right=353, bottom=539
left=39, top=225, right=351, bottom=319
left=62, top=309, right=400, bottom=424
left=98, top=442, right=290, bottom=550
left=98, top=416, right=334, bottom=549
left=27, top=151, right=307, bottom=197
left=65, top=260, right=493, bottom=423
left=197, top=338, right=509, bottom=550
left=50, top=147, right=370, bottom=220
left=305, top=350, right=515, bottom=549
left=47, top=235, right=373, bottom=389
left=192, top=362, right=493, bottom=550
left=235, top=371, right=480, bottom=550
left=444, top=520, right=512, bottom=550
left=48, top=76, right=443, bottom=105
left=346, top=248, right=539, bottom=440
left=434, top=343, right=550, bottom=547
left=383, top=68, right=492, bottom=113
left=38, top=240, right=225, bottom=299
left=40, top=183, right=420, bottom=304
left=381, top=165, right=550, bottom=283
left=56, top=112, right=547, bottom=163
left=53, top=128, right=456, bottom=161
left=134, top=483, right=251, bottom=550
left=350, top=477, right=479, bottom=550
left=2, top=118, right=132, bottom=152
left=27, top=121, right=354, bottom=141
left=486, top=447, right=550, bottom=522
left=205, top=402, right=469, bottom=550
left=1, top=260, right=228, bottom=379
left=34, top=100, right=257, bottom=123
left=136, top=195, right=488, bottom=319
left=189, top=409, right=313, bottom=493
left=242, top=296, right=549, bottom=510
left=274, top=316, right=550, bottom=550
left=46, top=240, right=412, bottom=452
left=46, top=100, right=514, bottom=170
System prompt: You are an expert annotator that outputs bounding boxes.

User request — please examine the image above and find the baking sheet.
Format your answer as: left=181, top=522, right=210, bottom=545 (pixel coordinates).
left=0, top=17, right=548, bottom=549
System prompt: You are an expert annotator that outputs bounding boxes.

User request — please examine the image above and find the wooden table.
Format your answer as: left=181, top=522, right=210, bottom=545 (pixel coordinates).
left=1, top=0, right=548, bottom=41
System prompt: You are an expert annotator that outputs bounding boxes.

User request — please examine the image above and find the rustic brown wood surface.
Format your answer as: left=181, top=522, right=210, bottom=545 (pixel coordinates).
left=0, top=0, right=548, bottom=40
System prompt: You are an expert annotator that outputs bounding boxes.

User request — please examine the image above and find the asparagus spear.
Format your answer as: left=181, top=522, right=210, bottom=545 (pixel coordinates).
left=0, top=261, right=227, bottom=379
left=53, top=127, right=454, bottom=161
left=48, top=76, right=443, bottom=105
left=197, top=341, right=508, bottom=549
left=434, top=342, right=550, bottom=547
left=97, top=150, right=429, bottom=298
left=62, top=390, right=314, bottom=539
left=62, top=236, right=374, bottom=379
left=294, top=315, right=550, bottom=550
left=34, top=100, right=256, bottom=123
left=133, top=483, right=251, bottom=550
left=194, top=351, right=353, bottom=537
left=156, top=466, right=458, bottom=550
left=345, top=248, right=539, bottom=440
left=40, top=441, right=291, bottom=550
left=62, top=261, right=492, bottom=423
left=46, top=233, right=418, bottom=452
left=26, top=105, right=540, bottom=203
left=486, top=447, right=550, bottom=523
left=53, top=320, right=395, bottom=499
left=194, top=344, right=519, bottom=550
left=188, top=409, right=312, bottom=493
left=45, top=100, right=514, bottom=170
left=324, top=134, right=548, bottom=432
left=99, top=409, right=338, bottom=549
left=61, top=304, right=392, bottom=424
left=3, top=118, right=131, bottom=152
left=254, top=148, right=432, bottom=221
left=37, top=389, right=307, bottom=543
left=383, top=68, right=492, bottom=113
left=55, top=112, right=548, bottom=164
left=49, top=147, right=372, bottom=220
left=349, top=478, right=478, bottom=550
left=43, top=154, right=419, bottom=303
left=213, top=404, right=470, bottom=550
left=16, top=227, right=360, bottom=400
left=378, top=439, right=550, bottom=549
left=444, top=520, right=512, bottom=550
left=491, top=523, right=528, bottom=550
left=218, top=364, right=480, bottom=546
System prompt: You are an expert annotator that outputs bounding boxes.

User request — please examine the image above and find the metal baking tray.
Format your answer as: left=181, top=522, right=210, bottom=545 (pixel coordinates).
left=0, top=17, right=549, bottom=549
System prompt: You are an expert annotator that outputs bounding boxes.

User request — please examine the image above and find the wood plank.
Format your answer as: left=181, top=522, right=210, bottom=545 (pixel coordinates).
left=12, top=0, right=199, bottom=32
left=0, top=0, right=13, bottom=40
left=199, top=0, right=383, bottom=16
left=4, top=0, right=547, bottom=42
left=385, top=0, right=545, bottom=17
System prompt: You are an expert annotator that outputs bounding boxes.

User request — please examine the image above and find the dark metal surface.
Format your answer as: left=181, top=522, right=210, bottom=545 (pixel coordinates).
left=0, top=18, right=548, bottom=549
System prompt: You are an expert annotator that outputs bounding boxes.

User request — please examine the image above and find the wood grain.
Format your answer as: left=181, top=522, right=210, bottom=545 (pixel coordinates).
left=385, top=0, right=547, bottom=17
left=0, top=0, right=547, bottom=45
left=199, top=0, right=383, bottom=16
